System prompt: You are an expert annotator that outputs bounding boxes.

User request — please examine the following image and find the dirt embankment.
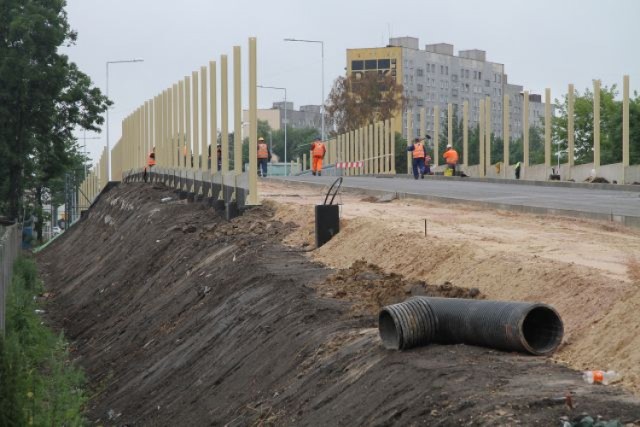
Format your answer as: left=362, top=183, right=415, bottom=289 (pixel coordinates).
left=264, top=180, right=640, bottom=396
left=38, top=183, right=640, bottom=426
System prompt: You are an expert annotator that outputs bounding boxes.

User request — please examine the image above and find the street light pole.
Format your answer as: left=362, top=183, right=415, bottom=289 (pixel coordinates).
left=106, top=58, right=143, bottom=181
left=283, top=38, right=325, bottom=141
left=257, top=85, right=288, bottom=175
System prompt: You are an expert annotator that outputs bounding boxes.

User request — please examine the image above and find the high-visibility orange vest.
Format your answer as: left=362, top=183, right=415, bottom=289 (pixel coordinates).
left=312, top=142, right=325, bottom=157
left=147, top=152, right=156, bottom=167
left=257, top=143, right=269, bottom=159
left=412, top=143, right=425, bottom=159
left=443, top=148, right=459, bottom=165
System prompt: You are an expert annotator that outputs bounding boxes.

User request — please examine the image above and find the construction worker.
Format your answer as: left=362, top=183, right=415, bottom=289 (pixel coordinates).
left=310, top=136, right=326, bottom=176
left=144, top=146, right=156, bottom=183
left=443, top=144, right=459, bottom=176
left=407, top=136, right=430, bottom=179
left=257, top=136, right=271, bottom=177
left=424, top=152, right=432, bottom=176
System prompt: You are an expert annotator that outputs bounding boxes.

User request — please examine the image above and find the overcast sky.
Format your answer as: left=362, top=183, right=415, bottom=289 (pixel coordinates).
left=61, top=0, right=640, bottom=164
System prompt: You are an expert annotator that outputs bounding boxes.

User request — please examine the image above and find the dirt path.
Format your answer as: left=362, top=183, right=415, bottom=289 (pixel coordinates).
left=262, top=180, right=640, bottom=395
left=36, top=182, right=640, bottom=425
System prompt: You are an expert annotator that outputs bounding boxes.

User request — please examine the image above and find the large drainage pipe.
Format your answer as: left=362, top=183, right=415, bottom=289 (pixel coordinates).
left=379, top=297, right=564, bottom=356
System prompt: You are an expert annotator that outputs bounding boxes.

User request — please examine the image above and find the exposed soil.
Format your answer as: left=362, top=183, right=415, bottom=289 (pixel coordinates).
left=262, top=180, right=640, bottom=396
left=37, top=182, right=640, bottom=426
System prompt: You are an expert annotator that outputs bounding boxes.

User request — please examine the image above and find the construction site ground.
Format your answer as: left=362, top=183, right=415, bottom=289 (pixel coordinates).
left=37, top=181, right=640, bottom=426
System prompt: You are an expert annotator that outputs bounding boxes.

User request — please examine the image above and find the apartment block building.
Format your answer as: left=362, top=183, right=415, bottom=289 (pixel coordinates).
left=346, top=36, right=547, bottom=141
left=242, top=102, right=322, bottom=139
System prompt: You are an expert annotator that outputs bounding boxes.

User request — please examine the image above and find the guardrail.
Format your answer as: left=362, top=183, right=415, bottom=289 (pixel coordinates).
left=0, top=224, right=21, bottom=336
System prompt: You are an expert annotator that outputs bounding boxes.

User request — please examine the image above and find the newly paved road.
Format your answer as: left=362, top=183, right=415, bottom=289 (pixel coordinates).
left=274, top=175, right=640, bottom=226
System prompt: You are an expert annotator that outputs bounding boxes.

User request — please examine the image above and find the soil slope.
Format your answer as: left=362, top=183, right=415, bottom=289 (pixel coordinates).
left=38, top=183, right=640, bottom=426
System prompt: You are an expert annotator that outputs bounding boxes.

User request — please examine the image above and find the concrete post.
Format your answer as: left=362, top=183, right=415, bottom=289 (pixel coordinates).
left=162, top=90, right=168, bottom=170
left=485, top=97, right=491, bottom=171
left=479, top=99, right=485, bottom=177
left=385, top=119, right=391, bottom=173
left=209, top=62, right=217, bottom=175
left=173, top=83, right=179, bottom=168
left=407, top=110, right=412, bottom=175
left=368, top=124, right=374, bottom=174
left=358, top=127, right=363, bottom=175
left=593, top=79, right=601, bottom=175
left=192, top=71, right=200, bottom=172
left=448, top=103, right=453, bottom=149
left=463, top=100, right=469, bottom=167
left=374, top=122, right=380, bottom=174
left=390, top=117, right=397, bottom=174
left=303, top=153, right=307, bottom=172
left=221, top=55, right=229, bottom=174
left=248, top=38, right=258, bottom=204
left=361, top=126, right=366, bottom=175
left=567, top=83, right=575, bottom=180
left=185, top=76, right=192, bottom=172
left=200, top=66, right=207, bottom=173
left=623, top=75, right=630, bottom=184
left=420, top=108, right=426, bottom=165
left=364, top=124, right=370, bottom=175
left=545, top=88, right=551, bottom=173
left=179, top=81, right=185, bottom=167
left=523, top=91, right=529, bottom=176
left=433, top=106, right=439, bottom=167
left=503, top=94, right=510, bottom=178
left=233, top=46, right=242, bottom=175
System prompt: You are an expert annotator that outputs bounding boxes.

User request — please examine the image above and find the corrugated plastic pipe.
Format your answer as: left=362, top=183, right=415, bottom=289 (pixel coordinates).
left=379, top=297, right=563, bottom=356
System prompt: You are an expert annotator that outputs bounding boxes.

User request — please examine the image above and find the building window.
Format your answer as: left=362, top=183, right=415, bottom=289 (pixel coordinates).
left=365, top=59, right=377, bottom=70
left=351, top=60, right=364, bottom=71
left=440, top=65, right=444, bottom=74
left=452, top=74, right=458, bottom=82
left=478, top=72, right=482, bottom=80
left=452, top=88, right=459, bottom=97
left=485, top=80, right=490, bottom=87
left=417, top=99, right=424, bottom=106
left=446, top=66, right=449, bottom=75
left=417, top=68, right=424, bottom=77
left=417, top=83, right=424, bottom=92
left=378, top=59, right=390, bottom=69
left=473, top=71, right=477, bottom=79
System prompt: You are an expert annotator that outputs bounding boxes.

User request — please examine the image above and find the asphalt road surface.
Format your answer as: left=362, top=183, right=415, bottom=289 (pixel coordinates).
left=274, top=175, right=640, bottom=222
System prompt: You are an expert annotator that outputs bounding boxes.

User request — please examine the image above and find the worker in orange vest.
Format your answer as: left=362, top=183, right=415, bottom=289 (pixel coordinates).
left=443, top=144, right=459, bottom=176
left=310, top=137, right=326, bottom=176
left=257, top=136, right=271, bottom=177
left=144, top=146, right=156, bottom=183
left=407, top=137, right=429, bottom=179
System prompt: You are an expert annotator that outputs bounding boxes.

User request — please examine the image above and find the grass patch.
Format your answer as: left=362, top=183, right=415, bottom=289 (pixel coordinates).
left=0, top=256, right=87, bottom=426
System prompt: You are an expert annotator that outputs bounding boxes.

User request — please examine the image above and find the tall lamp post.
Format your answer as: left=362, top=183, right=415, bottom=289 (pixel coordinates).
left=283, top=38, right=325, bottom=141
left=106, top=58, right=143, bottom=180
left=257, top=85, right=288, bottom=175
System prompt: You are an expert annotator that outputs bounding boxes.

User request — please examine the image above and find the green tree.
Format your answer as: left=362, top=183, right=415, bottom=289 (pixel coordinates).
left=552, top=84, right=640, bottom=166
left=0, top=0, right=110, bottom=220
left=394, top=132, right=408, bottom=174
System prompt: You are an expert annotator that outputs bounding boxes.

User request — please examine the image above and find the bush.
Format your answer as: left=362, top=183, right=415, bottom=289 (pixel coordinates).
left=0, top=257, right=87, bottom=426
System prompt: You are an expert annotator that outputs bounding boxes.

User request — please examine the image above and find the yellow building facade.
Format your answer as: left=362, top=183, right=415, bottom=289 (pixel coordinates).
left=346, top=47, right=404, bottom=135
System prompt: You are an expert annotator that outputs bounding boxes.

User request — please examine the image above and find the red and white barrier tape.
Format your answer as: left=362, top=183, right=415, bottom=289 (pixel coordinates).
left=336, top=161, right=364, bottom=169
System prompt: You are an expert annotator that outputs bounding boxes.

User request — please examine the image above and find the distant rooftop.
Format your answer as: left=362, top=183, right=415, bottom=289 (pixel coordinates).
left=389, top=36, right=487, bottom=62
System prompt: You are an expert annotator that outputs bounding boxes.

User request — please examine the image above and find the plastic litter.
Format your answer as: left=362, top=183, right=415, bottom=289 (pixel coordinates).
left=582, top=370, right=622, bottom=385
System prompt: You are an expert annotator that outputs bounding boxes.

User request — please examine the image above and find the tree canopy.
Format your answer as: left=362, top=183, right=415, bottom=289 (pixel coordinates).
left=552, top=85, right=640, bottom=166
left=325, top=72, right=405, bottom=135
left=0, top=0, right=109, bottom=221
